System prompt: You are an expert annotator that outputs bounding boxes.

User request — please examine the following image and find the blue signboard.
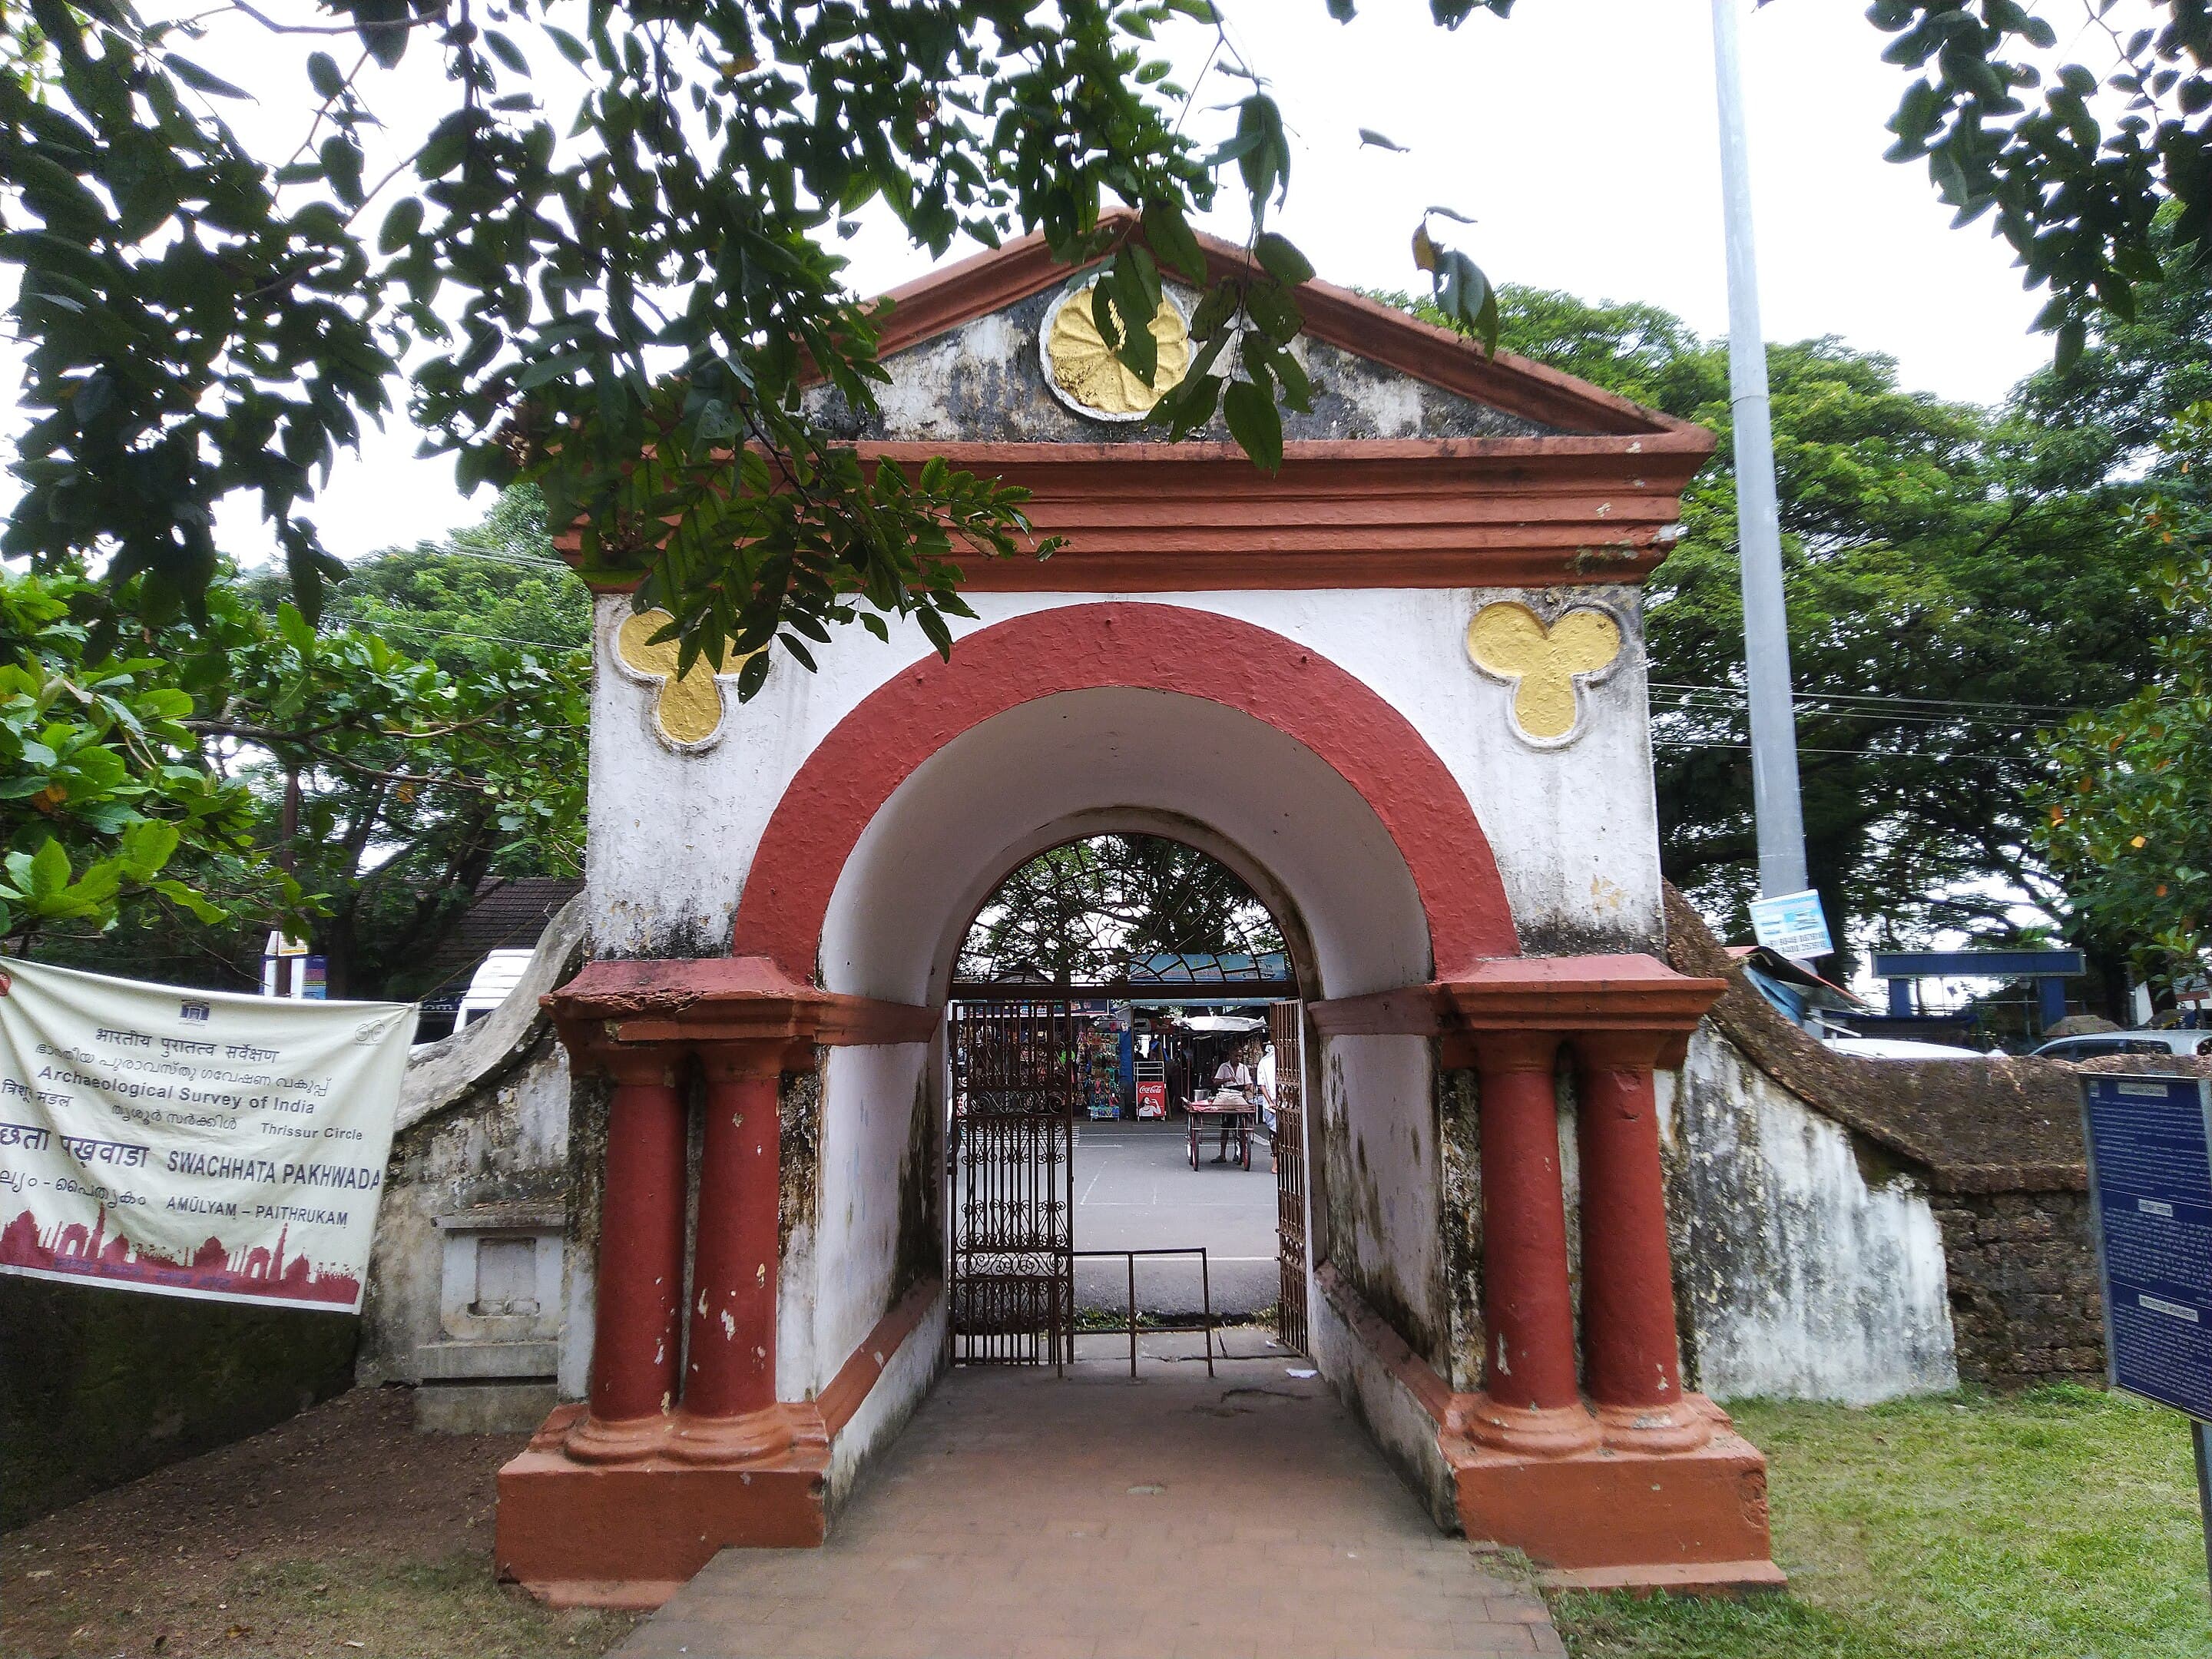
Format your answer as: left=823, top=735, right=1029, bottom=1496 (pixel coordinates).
left=2081, top=1074, right=2212, bottom=1421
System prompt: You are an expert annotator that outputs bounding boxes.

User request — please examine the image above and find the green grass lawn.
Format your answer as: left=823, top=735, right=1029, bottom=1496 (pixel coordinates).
left=1550, top=1386, right=2212, bottom=1659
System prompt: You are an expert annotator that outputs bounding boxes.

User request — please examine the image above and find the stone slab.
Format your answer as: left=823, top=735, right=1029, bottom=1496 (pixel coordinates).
left=415, top=1379, right=558, bottom=1435
left=611, top=1356, right=1563, bottom=1658
left=417, top=1339, right=561, bottom=1381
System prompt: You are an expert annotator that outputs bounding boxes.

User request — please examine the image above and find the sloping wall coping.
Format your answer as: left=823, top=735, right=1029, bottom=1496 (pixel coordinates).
left=1662, top=887, right=2085, bottom=1194
left=396, top=896, right=588, bottom=1136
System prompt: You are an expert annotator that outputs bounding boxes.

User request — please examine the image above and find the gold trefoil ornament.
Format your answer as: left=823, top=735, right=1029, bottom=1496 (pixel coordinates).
left=1465, top=601, right=1624, bottom=746
left=613, top=610, right=755, bottom=750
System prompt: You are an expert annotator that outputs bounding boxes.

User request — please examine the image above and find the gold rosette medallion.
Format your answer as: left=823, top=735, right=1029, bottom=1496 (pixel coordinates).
left=1040, top=280, right=1190, bottom=421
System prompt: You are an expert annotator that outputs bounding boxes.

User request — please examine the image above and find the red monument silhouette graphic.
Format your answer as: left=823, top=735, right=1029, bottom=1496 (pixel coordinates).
left=0, top=1206, right=359, bottom=1306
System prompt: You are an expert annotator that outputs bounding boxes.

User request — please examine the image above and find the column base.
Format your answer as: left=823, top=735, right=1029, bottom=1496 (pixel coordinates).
left=1455, top=1393, right=1601, bottom=1458
left=1444, top=1404, right=1779, bottom=1586
left=495, top=1404, right=831, bottom=1608
left=1594, top=1396, right=1718, bottom=1454
left=559, top=1400, right=830, bottom=1465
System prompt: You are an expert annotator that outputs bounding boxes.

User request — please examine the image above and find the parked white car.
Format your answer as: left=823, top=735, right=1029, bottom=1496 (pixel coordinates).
left=1821, top=1035, right=1986, bottom=1061
left=2031, top=1029, right=2212, bottom=1062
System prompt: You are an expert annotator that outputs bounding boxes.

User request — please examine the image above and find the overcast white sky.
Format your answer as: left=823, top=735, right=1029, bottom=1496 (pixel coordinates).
left=177, top=0, right=2089, bottom=562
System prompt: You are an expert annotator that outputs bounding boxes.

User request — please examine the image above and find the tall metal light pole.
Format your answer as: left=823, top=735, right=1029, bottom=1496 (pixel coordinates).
left=1710, top=0, right=1810, bottom=899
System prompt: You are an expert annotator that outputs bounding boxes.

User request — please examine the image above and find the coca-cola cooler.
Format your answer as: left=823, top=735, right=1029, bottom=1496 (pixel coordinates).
left=1134, top=1060, right=1168, bottom=1120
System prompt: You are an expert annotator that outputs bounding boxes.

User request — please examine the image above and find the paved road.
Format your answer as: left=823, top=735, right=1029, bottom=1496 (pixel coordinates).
left=1071, top=1121, right=1280, bottom=1319
left=618, top=1352, right=1563, bottom=1659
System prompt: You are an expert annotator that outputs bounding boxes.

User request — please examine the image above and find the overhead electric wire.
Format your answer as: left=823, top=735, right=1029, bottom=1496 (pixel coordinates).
left=1649, top=680, right=2088, bottom=715
left=316, top=612, right=589, bottom=654
left=1651, top=738, right=2029, bottom=763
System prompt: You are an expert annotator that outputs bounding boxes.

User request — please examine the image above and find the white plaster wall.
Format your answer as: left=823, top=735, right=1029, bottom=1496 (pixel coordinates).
left=788, top=1043, right=932, bottom=1399
left=1661, top=1027, right=1959, bottom=1404
left=1320, top=1033, right=1446, bottom=1358
left=587, top=586, right=1661, bottom=969
left=826, top=1290, right=949, bottom=1511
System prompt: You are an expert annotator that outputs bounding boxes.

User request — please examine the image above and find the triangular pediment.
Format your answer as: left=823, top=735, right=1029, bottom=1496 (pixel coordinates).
left=805, top=211, right=1691, bottom=446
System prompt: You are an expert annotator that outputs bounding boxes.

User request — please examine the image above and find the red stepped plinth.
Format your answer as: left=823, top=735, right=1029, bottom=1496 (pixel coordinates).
left=495, top=1404, right=831, bottom=1609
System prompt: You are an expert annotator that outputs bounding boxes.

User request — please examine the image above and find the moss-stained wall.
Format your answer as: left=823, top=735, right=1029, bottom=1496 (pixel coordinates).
left=1438, top=1066, right=1485, bottom=1395
left=0, top=1275, right=356, bottom=1528
left=1313, top=1032, right=1448, bottom=1369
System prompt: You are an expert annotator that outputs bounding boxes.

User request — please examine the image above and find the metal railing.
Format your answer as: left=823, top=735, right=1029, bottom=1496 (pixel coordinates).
left=1071, top=1247, right=1216, bottom=1379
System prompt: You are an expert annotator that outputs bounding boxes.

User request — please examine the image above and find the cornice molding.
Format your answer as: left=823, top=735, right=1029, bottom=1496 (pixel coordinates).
left=562, top=435, right=1705, bottom=594
left=1310, top=955, right=1728, bottom=1068
left=545, top=956, right=939, bottom=1055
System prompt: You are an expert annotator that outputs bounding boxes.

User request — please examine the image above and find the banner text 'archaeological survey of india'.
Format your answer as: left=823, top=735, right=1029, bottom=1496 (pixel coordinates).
left=0, top=959, right=415, bottom=1313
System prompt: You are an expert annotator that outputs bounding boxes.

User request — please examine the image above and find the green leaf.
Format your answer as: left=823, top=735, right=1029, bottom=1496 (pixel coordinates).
left=26, top=838, right=69, bottom=901
left=379, top=197, right=426, bottom=255
left=118, top=818, right=180, bottom=879
left=1254, top=232, right=1315, bottom=287
left=517, top=352, right=588, bottom=390
left=154, top=880, right=227, bottom=925
left=320, top=134, right=365, bottom=207
left=1223, top=379, right=1283, bottom=473
left=2055, top=318, right=2088, bottom=375
left=483, top=30, right=531, bottom=76
left=306, top=51, right=345, bottom=101
left=165, top=55, right=252, bottom=101
left=276, top=602, right=317, bottom=654
left=737, top=651, right=772, bottom=701
left=1143, top=201, right=1207, bottom=286
left=353, top=0, right=412, bottom=68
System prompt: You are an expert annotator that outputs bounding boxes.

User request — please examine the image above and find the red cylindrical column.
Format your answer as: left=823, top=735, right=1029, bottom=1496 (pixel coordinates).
left=1574, top=1030, right=1709, bottom=1452
left=683, top=1044, right=786, bottom=1420
left=587, top=1050, right=688, bottom=1426
left=1468, top=1031, right=1596, bottom=1454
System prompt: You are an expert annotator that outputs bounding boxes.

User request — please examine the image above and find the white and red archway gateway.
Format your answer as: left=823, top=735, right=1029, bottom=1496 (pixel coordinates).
left=495, top=220, right=1783, bottom=1604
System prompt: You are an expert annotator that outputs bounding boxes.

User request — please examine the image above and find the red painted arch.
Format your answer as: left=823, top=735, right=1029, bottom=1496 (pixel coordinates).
left=729, top=603, right=1519, bottom=979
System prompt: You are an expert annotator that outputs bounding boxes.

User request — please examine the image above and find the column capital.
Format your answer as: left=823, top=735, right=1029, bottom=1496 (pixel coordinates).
left=591, top=1041, right=684, bottom=1089
left=697, top=1038, right=814, bottom=1082
left=1466, top=1028, right=1561, bottom=1075
left=1310, top=955, right=1726, bottom=1069
left=1573, top=1027, right=1685, bottom=1073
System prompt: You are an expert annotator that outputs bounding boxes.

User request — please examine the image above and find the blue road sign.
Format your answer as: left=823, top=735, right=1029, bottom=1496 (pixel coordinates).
left=2081, top=1073, right=2212, bottom=1421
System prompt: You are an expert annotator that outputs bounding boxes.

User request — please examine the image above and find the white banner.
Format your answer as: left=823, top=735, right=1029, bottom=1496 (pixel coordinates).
left=0, top=958, right=416, bottom=1313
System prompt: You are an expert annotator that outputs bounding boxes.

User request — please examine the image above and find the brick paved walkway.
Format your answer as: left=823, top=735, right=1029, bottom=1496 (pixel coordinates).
left=616, top=1346, right=1562, bottom=1659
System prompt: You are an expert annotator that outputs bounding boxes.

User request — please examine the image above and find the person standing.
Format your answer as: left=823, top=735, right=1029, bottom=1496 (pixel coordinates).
left=1208, top=1048, right=1255, bottom=1163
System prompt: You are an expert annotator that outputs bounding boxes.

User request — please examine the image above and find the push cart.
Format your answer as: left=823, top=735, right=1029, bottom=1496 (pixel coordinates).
left=1186, top=1094, right=1259, bottom=1170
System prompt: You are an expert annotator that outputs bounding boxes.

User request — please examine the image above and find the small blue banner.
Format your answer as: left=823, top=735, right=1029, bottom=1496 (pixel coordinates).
left=2082, top=1073, right=2212, bottom=1421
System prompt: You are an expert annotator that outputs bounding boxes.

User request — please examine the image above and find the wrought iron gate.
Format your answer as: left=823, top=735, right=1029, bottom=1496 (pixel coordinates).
left=1270, top=999, right=1310, bottom=1353
left=948, top=1002, right=1076, bottom=1367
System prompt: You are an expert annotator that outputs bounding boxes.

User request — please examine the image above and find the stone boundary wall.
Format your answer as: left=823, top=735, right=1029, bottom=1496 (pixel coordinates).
left=0, top=1267, right=358, bottom=1528
left=1927, top=1191, right=2105, bottom=1390
left=356, top=898, right=585, bottom=1406
left=1664, top=888, right=2104, bottom=1389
